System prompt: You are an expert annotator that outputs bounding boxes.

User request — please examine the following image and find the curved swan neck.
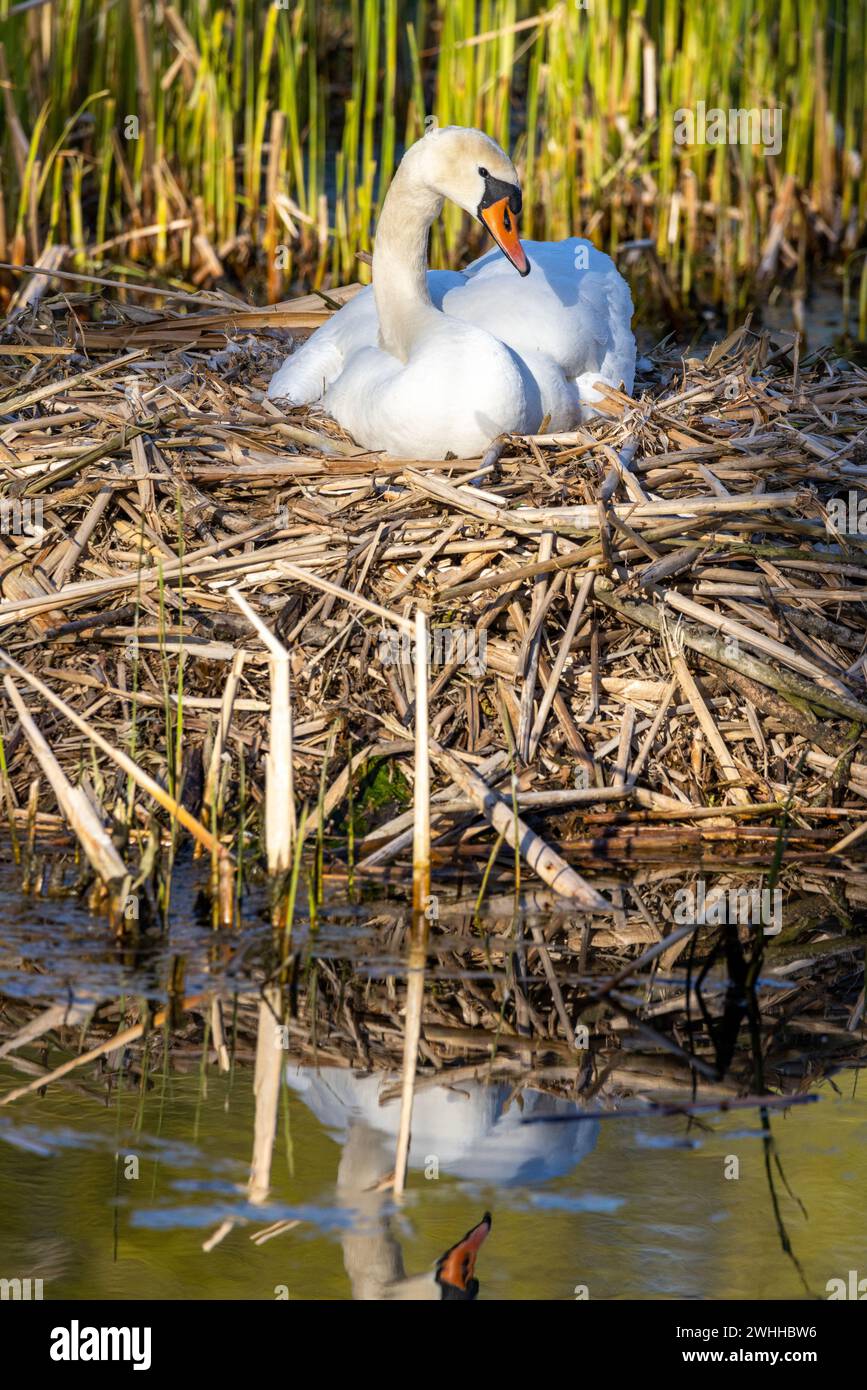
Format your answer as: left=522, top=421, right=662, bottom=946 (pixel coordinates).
left=372, top=159, right=443, bottom=361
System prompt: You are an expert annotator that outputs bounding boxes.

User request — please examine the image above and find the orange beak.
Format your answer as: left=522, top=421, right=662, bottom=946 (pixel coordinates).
left=480, top=198, right=529, bottom=276
left=436, top=1212, right=492, bottom=1296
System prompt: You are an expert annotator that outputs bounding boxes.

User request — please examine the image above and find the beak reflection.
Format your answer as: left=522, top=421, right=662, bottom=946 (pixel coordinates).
left=435, top=1212, right=492, bottom=1300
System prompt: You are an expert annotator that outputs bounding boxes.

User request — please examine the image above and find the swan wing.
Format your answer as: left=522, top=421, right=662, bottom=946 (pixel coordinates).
left=285, top=1067, right=600, bottom=1184
left=442, top=238, right=636, bottom=404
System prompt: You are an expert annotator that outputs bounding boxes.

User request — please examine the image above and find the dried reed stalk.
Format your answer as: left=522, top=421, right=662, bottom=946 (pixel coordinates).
left=394, top=608, right=431, bottom=1198
left=229, top=589, right=296, bottom=874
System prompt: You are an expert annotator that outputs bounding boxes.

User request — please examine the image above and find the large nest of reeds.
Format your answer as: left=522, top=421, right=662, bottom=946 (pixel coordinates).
left=1, top=284, right=866, bottom=863
left=0, top=279, right=865, bottom=1104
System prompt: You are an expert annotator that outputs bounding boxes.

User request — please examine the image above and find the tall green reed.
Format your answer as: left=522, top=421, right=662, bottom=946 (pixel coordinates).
left=0, top=1, right=863, bottom=318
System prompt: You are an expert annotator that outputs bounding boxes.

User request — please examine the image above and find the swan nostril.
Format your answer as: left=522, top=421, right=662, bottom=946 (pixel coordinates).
left=503, top=208, right=511, bottom=231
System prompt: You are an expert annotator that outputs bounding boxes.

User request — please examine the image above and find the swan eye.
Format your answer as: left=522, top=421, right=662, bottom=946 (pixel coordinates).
left=478, top=166, right=489, bottom=177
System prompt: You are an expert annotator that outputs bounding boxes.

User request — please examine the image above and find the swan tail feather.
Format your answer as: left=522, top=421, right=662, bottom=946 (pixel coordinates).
left=575, top=269, right=636, bottom=411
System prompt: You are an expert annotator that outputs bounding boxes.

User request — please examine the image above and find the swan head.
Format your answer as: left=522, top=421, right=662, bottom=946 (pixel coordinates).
left=406, top=126, right=529, bottom=277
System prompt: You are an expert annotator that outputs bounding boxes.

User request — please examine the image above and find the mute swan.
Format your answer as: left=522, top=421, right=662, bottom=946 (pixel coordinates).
left=286, top=1068, right=599, bottom=1299
left=268, top=126, right=636, bottom=459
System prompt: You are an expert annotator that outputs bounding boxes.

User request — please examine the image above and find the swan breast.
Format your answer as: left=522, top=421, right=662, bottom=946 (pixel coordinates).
left=322, top=313, right=530, bottom=458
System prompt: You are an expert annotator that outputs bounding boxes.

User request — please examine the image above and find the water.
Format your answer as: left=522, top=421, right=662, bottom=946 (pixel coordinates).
left=636, top=273, right=866, bottom=366
left=0, top=849, right=864, bottom=1302
left=1, top=1054, right=864, bottom=1300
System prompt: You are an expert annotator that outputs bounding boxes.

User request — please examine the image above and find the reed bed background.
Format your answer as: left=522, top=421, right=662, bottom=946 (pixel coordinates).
left=1, top=0, right=866, bottom=328
left=1, top=878, right=863, bottom=1128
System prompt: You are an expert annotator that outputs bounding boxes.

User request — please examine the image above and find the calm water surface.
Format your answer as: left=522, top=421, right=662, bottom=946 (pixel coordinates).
left=1, top=1058, right=865, bottom=1300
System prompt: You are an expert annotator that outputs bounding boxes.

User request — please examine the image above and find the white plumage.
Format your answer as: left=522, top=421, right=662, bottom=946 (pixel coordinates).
left=268, top=127, right=635, bottom=459
left=285, top=1066, right=599, bottom=1186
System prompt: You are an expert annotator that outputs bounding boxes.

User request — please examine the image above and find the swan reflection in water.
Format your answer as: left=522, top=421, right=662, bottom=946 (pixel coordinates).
left=286, top=1067, right=599, bottom=1300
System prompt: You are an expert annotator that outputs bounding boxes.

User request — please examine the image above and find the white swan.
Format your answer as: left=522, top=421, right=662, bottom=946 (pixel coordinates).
left=268, top=126, right=636, bottom=459
left=286, top=1066, right=600, bottom=1299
